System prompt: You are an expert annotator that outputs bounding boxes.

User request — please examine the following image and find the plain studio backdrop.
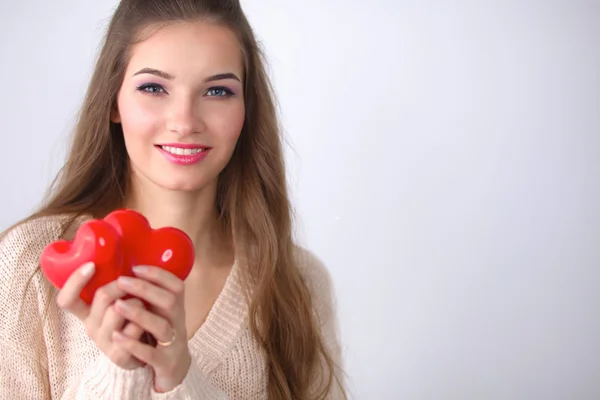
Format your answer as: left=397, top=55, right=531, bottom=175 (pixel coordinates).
left=1, top=1, right=599, bottom=399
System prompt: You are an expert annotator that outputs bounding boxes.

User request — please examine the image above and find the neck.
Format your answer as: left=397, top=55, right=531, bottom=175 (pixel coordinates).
left=124, top=178, right=233, bottom=271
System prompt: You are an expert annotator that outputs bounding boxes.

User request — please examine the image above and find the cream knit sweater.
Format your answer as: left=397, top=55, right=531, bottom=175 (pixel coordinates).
left=0, top=215, right=344, bottom=399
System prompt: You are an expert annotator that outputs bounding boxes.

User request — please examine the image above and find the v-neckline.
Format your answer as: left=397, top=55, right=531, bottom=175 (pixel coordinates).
left=186, top=259, right=248, bottom=373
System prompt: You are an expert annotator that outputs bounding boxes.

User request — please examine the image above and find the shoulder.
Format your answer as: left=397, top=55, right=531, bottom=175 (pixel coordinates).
left=0, top=214, right=79, bottom=277
left=293, top=246, right=336, bottom=318
left=294, top=246, right=332, bottom=287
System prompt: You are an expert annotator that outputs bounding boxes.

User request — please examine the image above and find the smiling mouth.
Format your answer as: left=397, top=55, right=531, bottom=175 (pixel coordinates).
left=156, top=145, right=208, bottom=155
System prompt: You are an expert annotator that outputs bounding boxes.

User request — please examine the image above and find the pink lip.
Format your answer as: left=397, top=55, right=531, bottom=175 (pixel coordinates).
left=156, top=145, right=210, bottom=166
left=157, top=143, right=208, bottom=149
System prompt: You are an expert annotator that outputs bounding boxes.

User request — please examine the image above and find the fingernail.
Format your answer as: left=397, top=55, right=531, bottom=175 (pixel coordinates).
left=113, top=331, right=125, bottom=342
left=80, top=262, right=95, bottom=277
left=132, top=265, right=148, bottom=275
left=118, top=276, right=134, bottom=286
left=115, top=299, right=131, bottom=311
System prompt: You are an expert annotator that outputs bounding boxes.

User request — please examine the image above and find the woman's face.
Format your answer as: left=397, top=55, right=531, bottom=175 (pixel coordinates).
left=113, top=21, right=245, bottom=193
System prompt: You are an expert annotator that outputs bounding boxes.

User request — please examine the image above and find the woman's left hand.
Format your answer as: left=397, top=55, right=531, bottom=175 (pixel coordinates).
left=112, top=265, right=191, bottom=393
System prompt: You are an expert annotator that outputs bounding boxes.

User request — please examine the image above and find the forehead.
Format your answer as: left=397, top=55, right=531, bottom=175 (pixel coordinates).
left=126, top=21, right=244, bottom=79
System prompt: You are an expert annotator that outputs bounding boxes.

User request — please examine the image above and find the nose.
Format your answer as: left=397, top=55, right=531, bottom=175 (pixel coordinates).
left=165, top=96, right=204, bottom=136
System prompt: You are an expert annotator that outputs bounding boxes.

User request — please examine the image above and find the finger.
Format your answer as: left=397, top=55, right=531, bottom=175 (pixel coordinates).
left=102, top=298, right=145, bottom=335
left=113, top=330, right=161, bottom=367
left=55, top=262, right=95, bottom=320
left=120, top=297, right=145, bottom=333
left=131, top=265, right=184, bottom=295
left=88, top=281, right=127, bottom=328
left=117, top=276, right=177, bottom=316
left=122, top=321, right=145, bottom=341
left=115, top=299, right=174, bottom=343
left=102, top=305, right=126, bottom=336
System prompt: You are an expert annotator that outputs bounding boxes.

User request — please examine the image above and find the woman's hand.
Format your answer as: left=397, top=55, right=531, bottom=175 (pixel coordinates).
left=112, top=265, right=191, bottom=393
left=56, top=262, right=146, bottom=370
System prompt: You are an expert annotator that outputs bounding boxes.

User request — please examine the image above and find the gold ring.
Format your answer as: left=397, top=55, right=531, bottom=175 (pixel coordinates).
left=157, top=329, right=176, bottom=347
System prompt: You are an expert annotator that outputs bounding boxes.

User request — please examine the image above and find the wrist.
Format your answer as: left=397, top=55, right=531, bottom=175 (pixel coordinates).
left=153, top=351, right=192, bottom=393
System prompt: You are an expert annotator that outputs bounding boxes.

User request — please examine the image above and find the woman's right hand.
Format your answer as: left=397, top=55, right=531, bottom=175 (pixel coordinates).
left=55, top=262, right=146, bottom=370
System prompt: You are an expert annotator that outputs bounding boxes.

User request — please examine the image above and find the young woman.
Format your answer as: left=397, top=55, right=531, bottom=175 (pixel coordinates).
left=0, top=0, right=346, bottom=398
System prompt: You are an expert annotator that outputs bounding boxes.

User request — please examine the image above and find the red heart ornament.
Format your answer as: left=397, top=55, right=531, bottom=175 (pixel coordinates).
left=39, top=209, right=195, bottom=304
left=40, top=219, right=128, bottom=304
left=103, top=209, right=194, bottom=281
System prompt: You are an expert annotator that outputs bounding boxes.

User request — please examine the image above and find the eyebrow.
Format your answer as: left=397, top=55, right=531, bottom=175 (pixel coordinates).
left=133, top=68, right=240, bottom=83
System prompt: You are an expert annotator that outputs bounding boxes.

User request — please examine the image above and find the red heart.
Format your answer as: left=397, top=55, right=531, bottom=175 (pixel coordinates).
left=40, top=219, right=128, bottom=304
left=40, top=209, right=195, bottom=304
left=103, top=209, right=194, bottom=282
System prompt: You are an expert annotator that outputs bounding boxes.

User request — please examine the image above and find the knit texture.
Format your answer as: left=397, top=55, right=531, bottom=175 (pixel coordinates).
left=0, top=215, right=344, bottom=399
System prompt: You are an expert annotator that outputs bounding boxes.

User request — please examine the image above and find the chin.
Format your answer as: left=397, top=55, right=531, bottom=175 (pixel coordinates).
left=159, top=179, right=211, bottom=192
left=130, top=161, right=221, bottom=194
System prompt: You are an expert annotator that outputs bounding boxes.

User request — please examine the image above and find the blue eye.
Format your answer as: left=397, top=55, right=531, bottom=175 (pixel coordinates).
left=136, top=83, right=167, bottom=95
left=206, top=86, right=234, bottom=97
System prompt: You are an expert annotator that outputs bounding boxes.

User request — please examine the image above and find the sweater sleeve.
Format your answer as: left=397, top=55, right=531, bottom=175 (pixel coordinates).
left=149, top=358, right=229, bottom=399
left=0, top=218, right=153, bottom=399
left=58, top=353, right=153, bottom=399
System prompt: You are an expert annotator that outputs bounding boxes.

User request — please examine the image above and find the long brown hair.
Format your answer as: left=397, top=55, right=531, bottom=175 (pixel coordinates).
left=3, top=0, right=345, bottom=398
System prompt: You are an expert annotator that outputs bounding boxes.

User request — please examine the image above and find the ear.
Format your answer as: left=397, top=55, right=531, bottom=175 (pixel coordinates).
left=111, top=104, right=121, bottom=123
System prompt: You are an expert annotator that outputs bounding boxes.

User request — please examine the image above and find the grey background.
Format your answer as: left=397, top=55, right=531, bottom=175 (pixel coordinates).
left=1, top=1, right=599, bottom=399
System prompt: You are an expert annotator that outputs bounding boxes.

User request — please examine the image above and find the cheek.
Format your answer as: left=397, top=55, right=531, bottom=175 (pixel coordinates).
left=203, top=103, right=245, bottom=144
left=118, top=92, right=162, bottom=144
